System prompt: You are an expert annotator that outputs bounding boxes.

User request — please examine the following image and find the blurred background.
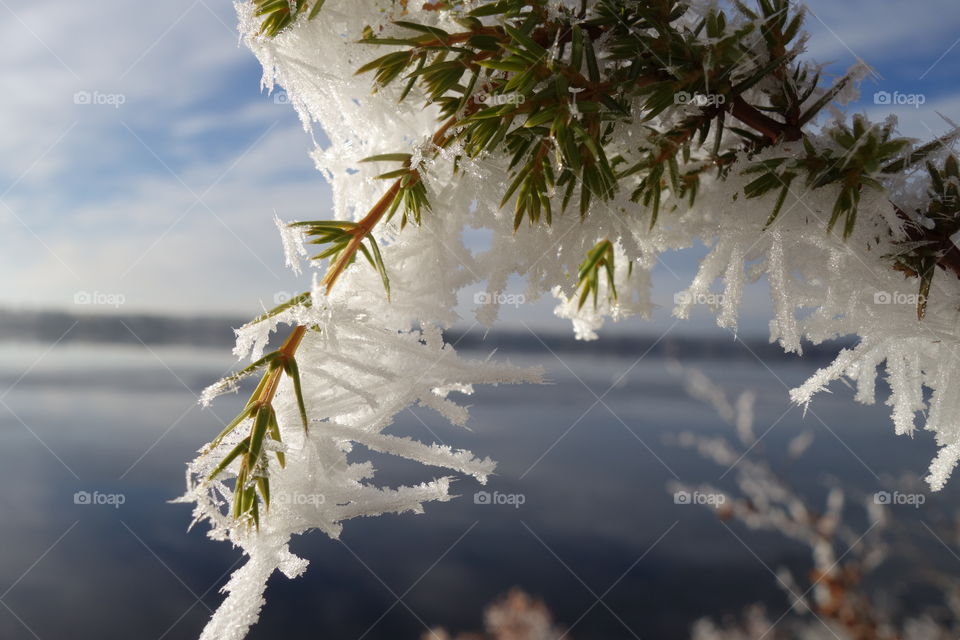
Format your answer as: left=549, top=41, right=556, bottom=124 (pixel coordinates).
left=1, top=1, right=959, bottom=638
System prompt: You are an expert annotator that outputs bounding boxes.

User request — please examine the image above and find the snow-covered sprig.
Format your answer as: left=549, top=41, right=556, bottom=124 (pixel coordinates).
left=743, top=116, right=912, bottom=238
left=186, top=1, right=960, bottom=637
left=231, top=0, right=960, bottom=504
left=891, top=154, right=960, bottom=319
left=186, top=304, right=541, bottom=640
left=259, top=0, right=959, bottom=314
left=251, top=0, right=325, bottom=38
left=200, top=325, right=308, bottom=529
left=292, top=219, right=391, bottom=297
left=666, top=363, right=889, bottom=637
left=575, top=238, right=621, bottom=309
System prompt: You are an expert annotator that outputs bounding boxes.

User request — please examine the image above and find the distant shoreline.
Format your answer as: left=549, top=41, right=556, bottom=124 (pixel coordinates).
left=0, top=308, right=851, bottom=362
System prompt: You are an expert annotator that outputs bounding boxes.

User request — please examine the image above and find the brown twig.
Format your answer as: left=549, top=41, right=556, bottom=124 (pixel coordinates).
left=254, top=325, right=307, bottom=407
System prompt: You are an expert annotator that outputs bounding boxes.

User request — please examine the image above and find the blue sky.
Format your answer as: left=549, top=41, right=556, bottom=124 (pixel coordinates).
left=1, top=0, right=958, bottom=337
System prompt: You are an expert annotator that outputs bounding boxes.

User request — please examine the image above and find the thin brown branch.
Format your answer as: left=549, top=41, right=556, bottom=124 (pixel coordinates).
left=730, top=95, right=801, bottom=143
left=255, top=325, right=307, bottom=408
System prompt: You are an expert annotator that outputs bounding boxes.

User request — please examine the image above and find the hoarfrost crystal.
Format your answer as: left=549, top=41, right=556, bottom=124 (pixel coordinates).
left=185, top=2, right=960, bottom=638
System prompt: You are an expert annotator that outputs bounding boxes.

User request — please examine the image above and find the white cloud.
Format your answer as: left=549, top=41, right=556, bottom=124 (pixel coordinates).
left=1, top=0, right=957, bottom=337
left=802, top=0, right=960, bottom=69
left=1, top=120, right=331, bottom=315
left=0, top=0, right=331, bottom=316
left=0, top=0, right=247, bottom=180
left=861, top=92, right=960, bottom=141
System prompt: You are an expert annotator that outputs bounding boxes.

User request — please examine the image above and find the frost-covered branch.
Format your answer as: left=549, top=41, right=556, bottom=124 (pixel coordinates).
left=185, top=1, right=960, bottom=637
left=667, top=362, right=960, bottom=640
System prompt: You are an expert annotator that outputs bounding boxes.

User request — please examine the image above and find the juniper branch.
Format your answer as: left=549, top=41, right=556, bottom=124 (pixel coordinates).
left=221, top=0, right=960, bottom=526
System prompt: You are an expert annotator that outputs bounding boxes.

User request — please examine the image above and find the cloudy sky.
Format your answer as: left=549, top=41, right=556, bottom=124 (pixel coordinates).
left=1, top=0, right=958, bottom=336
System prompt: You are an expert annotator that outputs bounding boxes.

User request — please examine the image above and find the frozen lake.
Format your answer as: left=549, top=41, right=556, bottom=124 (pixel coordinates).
left=0, top=336, right=954, bottom=639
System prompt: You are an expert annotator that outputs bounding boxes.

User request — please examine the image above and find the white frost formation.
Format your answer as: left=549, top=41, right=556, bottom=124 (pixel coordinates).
left=184, top=1, right=960, bottom=638
left=182, top=285, right=541, bottom=640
